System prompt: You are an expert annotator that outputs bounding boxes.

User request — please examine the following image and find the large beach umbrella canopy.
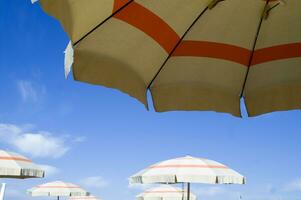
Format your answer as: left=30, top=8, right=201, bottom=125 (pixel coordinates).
left=69, top=195, right=101, bottom=200
left=136, top=185, right=197, bottom=200
left=35, top=0, right=301, bottom=117
left=0, top=150, right=45, bottom=200
left=27, top=181, right=89, bottom=200
left=130, top=156, right=245, bottom=200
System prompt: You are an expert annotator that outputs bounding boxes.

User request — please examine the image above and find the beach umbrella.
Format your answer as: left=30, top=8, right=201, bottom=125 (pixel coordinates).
left=137, top=185, right=197, bottom=200
left=0, top=150, right=45, bottom=200
left=27, top=181, right=89, bottom=200
left=34, top=0, right=301, bottom=117
left=69, top=195, right=101, bottom=200
left=130, top=156, right=245, bottom=200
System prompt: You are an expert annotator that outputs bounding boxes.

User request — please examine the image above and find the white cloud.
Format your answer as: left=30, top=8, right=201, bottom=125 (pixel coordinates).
left=17, top=80, right=45, bottom=102
left=283, top=179, right=301, bottom=192
left=80, top=176, right=109, bottom=189
left=73, top=136, right=86, bottom=143
left=11, top=133, right=69, bottom=158
left=0, top=123, right=73, bottom=158
left=38, top=164, right=60, bottom=177
left=0, top=123, right=22, bottom=139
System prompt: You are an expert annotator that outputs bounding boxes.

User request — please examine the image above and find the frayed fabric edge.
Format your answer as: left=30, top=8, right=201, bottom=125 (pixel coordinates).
left=64, top=41, right=74, bottom=79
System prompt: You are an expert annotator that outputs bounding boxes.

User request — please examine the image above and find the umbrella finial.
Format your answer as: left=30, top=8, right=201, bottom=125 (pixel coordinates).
left=264, top=0, right=284, bottom=20
left=208, top=0, right=225, bottom=9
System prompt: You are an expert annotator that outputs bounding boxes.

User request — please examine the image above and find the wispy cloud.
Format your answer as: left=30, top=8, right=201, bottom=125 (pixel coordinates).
left=283, top=178, right=301, bottom=192
left=73, top=136, right=86, bottom=143
left=11, top=133, right=69, bottom=158
left=80, top=176, right=109, bottom=189
left=0, top=123, right=82, bottom=158
left=17, top=80, right=45, bottom=102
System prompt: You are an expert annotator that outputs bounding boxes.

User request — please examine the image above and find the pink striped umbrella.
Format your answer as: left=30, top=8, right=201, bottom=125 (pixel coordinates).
left=0, top=150, right=44, bottom=179
left=0, top=150, right=44, bottom=200
left=137, top=185, right=197, bottom=200
left=27, top=181, right=89, bottom=200
left=130, top=156, right=245, bottom=200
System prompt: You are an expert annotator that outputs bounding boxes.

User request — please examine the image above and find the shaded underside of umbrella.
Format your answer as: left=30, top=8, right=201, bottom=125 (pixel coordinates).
left=0, top=150, right=44, bottom=179
left=37, top=0, right=301, bottom=117
left=137, top=185, right=197, bottom=200
left=130, top=156, right=245, bottom=184
left=69, top=195, right=101, bottom=200
left=27, top=181, right=89, bottom=197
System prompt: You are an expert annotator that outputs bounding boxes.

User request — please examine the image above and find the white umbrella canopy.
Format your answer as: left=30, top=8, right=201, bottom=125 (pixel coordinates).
left=69, top=195, right=101, bottom=200
left=0, top=150, right=44, bottom=179
left=27, top=181, right=89, bottom=200
left=130, top=156, right=245, bottom=184
left=137, top=185, right=197, bottom=200
left=0, top=150, right=45, bottom=200
left=130, top=156, right=245, bottom=200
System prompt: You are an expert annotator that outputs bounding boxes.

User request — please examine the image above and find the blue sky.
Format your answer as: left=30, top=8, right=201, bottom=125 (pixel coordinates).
left=0, top=1, right=301, bottom=200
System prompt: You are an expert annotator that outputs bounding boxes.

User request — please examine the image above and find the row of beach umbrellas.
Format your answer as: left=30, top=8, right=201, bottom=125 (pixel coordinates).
left=0, top=149, right=245, bottom=200
left=0, top=150, right=96, bottom=200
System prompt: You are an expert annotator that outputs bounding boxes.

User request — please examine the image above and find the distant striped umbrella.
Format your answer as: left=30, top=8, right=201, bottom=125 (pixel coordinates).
left=69, top=195, right=101, bottom=200
left=27, top=181, right=89, bottom=200
left=0, top=150, right=44, bottom=200
left=0, top=150, right=44, bottom=179
left=137, top=185, right=197, bottom=200
left=130, top=156, right=245, bottom=200
left=34, top=0, right=301, bottom=117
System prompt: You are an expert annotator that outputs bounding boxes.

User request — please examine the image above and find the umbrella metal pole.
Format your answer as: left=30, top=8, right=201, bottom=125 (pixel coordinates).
left=0, top=183, right=6, bottom=200
left=187, top=182, right=190, bottom=200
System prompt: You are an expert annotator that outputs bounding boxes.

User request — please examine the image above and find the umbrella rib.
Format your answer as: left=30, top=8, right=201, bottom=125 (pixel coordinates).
left=73, top=0, right=135, bottom=46
left=240, top=0, right=271, bottom=98
left=146, top=6, right=209, bottom=89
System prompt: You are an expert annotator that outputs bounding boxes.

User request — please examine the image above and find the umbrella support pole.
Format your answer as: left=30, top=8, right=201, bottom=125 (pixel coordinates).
left=187, top=182, right=190, bottom=200
left=0, top=183, right=6, bottom=200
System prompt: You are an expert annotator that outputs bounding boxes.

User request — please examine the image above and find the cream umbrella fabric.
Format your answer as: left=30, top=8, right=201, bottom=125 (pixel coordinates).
left=0, top=150, right=45, bottom=200
left=27, top=181, right=89, bottom=200
left=37, top=0, right=301, bottom=117
left=130, top=156, right=245, bottom=200
left=69, top=195, right=101, bottom=200
left=137, top=185, right=197, bottom=200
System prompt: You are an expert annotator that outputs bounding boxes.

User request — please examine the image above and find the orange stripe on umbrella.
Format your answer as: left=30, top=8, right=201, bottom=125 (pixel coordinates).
left=0, top=156, right=32, bottom=163
left=36, top=186, right=81, bottom=189
left=114, top=2, right=180, bottom=53
left=173, top=41, right=252, bottom=66
left=252, top=43, right=301, bottom=65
